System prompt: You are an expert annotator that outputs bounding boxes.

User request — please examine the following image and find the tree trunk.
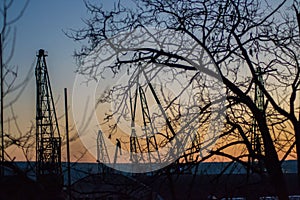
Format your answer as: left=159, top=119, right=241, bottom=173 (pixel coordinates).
left=295, top=121, right=300, bottom=186
left=263, top=148, right=289, bottom=200
left=259, top=115, right=289, bottom=200
left=293, top=5, right=300, bottom=187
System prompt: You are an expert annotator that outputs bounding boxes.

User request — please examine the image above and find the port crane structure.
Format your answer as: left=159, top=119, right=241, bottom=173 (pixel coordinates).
left=35, top=49, right=62, bottom=189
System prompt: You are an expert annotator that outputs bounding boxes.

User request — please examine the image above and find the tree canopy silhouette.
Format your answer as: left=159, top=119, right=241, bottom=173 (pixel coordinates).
left=68, top=0, right=300, bottom=199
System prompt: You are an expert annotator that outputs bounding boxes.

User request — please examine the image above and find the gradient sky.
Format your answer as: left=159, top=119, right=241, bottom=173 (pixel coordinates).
left=7, top=0, right=230, bottom=163
left=5, top=0, right=297, bottom=163
left=6, top=0, right=116, bottom=161
left=9, top=0, right=87, bottom=116
left=11, top=0, right=116, bottom=93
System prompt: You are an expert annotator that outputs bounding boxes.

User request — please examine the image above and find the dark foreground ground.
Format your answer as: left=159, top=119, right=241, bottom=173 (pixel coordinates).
left=71, top=173, right=300, bottom=200
left=0, top=161, right=299, bottom=199
left=0, top=172, right=299, bottom=199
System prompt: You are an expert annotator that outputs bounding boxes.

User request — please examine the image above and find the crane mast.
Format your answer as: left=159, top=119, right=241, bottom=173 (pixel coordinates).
left=35, top=49, right=62, bottom=188
left=249, top=66, right=265, bottom=173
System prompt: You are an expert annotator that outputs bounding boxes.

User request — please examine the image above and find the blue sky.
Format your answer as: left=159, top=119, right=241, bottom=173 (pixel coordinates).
left=8, top=1, right=120, bottom=120
left=12, top=0, right=89, bottom=92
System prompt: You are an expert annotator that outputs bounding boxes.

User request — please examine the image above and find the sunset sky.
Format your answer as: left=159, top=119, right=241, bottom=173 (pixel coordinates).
left=4, top=0, right=298, bottom=164
left=5, top=0, right=116, bottom=162
left=6, top=0, right=231, bottom=163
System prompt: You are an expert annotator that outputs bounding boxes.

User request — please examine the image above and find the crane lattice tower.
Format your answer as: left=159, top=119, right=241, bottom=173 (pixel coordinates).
left=249, top=66, right=265, bottom=172
left=35, top=49, right=62, bottom=187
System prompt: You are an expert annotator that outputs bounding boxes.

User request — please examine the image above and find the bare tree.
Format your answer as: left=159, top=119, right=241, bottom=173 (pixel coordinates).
left=68, top=0, right=300, bottom=199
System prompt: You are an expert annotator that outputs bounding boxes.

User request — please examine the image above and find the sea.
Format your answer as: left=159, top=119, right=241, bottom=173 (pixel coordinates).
left=3, top=160, right=297, bottom=185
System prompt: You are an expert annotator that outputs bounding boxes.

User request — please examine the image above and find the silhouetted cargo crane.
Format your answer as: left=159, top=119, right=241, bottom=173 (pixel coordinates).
left=98, top=65, right=202, bottom=171
left=249, top=66, right=266, bottom=173
left=129, top=69, right=162, bottom=165
left=35, top=49, right=62, bottom=191
left=97, top=130, right=111, bottom=174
